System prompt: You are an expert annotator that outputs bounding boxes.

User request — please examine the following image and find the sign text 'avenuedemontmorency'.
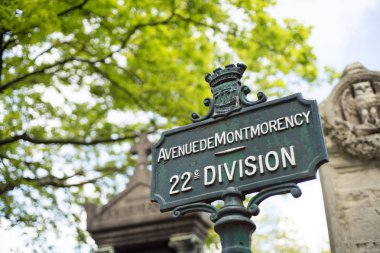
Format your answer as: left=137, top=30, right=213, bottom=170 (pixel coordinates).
left=157, top=111, right=310, bottom=164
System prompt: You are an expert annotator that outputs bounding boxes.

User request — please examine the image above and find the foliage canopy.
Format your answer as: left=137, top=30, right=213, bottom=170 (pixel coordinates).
left=0, top=0, right=318, bottom=250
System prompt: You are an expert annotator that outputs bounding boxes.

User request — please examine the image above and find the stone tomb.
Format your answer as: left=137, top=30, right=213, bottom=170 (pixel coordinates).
left=319, top=63, right=380, bottom=253
left=86, top=135, right=211, bottom=253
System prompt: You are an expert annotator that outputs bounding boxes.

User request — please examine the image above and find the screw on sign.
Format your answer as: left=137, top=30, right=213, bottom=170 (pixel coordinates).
left=150, top=63, right=328, bottom=253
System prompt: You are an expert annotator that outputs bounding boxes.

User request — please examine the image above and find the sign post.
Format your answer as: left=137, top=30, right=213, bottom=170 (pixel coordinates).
left=151, top=63, right=328, bottom=252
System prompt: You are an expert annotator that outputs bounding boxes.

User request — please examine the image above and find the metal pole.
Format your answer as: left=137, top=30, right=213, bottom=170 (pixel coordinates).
left=172, top=184, right=302, bottom=253
left=214, top=187, right=255, bottom=253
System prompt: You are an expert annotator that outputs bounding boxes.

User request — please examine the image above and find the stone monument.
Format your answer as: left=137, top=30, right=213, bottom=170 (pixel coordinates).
left=85, top=134, right=211, bottom=253
left=319, top=62, right=380, bottom=253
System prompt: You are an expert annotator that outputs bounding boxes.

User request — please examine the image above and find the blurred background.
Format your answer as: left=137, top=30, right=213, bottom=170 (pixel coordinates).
left=0, top=0, right=379, bottom=252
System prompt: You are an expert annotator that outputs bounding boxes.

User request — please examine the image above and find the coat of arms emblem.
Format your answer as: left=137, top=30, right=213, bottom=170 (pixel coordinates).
left=190, top=63, right=267, bottom=122
left=212, top=80, right=240, bottom=117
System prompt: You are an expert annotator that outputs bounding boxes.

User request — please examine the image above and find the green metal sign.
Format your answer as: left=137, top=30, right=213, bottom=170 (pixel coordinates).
left=151, top=64, right=328, bottom=211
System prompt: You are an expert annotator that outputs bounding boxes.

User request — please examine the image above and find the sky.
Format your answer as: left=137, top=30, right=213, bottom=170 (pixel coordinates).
left=272, top=0, right=380, bottom=102
left=1, top=0, right=380, bottom=252
left=276, top=0, right=380, bottom=69
left=264, top=0, right=380, bottom=252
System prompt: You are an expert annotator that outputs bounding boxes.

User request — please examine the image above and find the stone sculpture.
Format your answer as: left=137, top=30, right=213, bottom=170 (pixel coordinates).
left=320, top=62, right=380, bottom=160
left=319, top=62, right=380, bottom=253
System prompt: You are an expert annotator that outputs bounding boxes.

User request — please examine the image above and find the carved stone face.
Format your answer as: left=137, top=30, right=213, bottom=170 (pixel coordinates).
left=352, top=81, right=373, bottom=97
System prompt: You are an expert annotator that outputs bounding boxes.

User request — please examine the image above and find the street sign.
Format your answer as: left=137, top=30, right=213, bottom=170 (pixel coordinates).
left=151, top=64, right=328, bottom=211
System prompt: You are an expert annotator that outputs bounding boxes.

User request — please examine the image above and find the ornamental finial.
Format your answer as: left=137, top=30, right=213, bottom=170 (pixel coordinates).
left=205, top=63, right=247, bottom=87
left=191, top=63, right=267, bottom=122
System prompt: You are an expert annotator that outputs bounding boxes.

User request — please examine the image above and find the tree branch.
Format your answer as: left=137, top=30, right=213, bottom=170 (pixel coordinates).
left=0, top=131, right=153, bottom=146
left=74, top=58, right=159, bottom=131
left=0, top=33, right=15, bottom=85
left=0, top=172, right=108, bottom=195
left=0, top=57, right=75, bottom=93
left=31, top=44, right=54, bottom=61
left=173, top=12, right=278, bottom=54
left=0, top=183, right=17, bottom=195
left=0, top=32, right=3, bottom=85
left=58, top=0, right=89, bottom=17
left=173, top=13, right=221, bottom=31
left=0, top=134, right=25, bottom=145
left=23, top=174, right=102, bottom=187
left=0, top=36, right=16, bottom=52
left=0, top=5, right=178, bottom=92
left=88, top=63, right=149, bottom=110
left=113, top=64, right=144, bottom=84
left=0, top=152, right=125, bottom=195
left=122, top=14, right=176, bottom=47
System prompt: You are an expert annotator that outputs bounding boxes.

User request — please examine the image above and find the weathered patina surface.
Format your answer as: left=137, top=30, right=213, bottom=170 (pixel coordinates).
left=151, top=64, right=327, bottom=211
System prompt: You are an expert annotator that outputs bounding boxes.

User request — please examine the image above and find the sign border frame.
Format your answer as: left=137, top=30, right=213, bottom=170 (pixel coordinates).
left=150, top=93, right=328, bottom=211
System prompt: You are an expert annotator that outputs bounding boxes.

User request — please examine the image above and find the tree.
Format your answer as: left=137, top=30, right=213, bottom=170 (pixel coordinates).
left=0, top=0, right=318, bottom=250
